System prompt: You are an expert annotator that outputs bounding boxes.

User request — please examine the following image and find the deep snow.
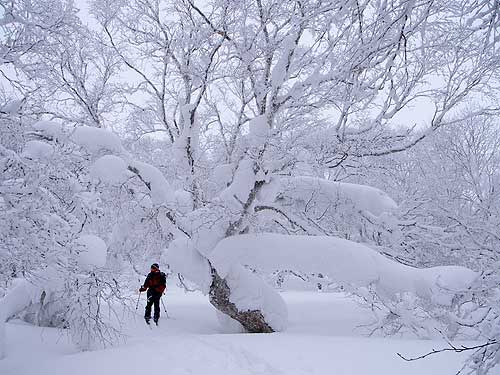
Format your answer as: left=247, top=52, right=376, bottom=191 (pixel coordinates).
left=0, top=287, right=477, bottom=375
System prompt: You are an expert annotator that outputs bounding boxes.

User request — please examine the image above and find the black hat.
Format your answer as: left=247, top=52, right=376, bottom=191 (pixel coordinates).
left=151, top=263, right=159, bottom=269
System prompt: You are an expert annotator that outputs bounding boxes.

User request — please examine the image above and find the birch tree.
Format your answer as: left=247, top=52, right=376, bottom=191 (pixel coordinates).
left=85, top=0, right=500, bottom=333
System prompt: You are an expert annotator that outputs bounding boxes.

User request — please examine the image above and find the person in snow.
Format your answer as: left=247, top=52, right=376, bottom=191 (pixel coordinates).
left=139, top=263, right=167, bottom=325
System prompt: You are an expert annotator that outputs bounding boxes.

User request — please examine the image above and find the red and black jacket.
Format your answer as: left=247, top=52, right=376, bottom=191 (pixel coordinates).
left=142, top=271, right=166, bottom=294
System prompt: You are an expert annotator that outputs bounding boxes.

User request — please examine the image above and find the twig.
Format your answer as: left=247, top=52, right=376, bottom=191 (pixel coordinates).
left=397, top=340, right=498, bottom=361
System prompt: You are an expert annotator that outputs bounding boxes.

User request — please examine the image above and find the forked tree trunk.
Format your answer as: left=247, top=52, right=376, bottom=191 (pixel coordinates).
left=208, top=266, right=273, bottom=333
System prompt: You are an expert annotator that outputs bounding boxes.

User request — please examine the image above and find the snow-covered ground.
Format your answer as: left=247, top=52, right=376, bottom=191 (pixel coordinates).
left=0, top=288, right=474, bottom=375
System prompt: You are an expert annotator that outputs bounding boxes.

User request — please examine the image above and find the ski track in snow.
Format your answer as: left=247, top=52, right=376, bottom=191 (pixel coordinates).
left=0, top=289, right=481, bottom=375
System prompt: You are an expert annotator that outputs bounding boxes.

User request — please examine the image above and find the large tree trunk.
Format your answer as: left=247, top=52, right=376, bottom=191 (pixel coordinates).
left=208, top=266, right=273, bottom=333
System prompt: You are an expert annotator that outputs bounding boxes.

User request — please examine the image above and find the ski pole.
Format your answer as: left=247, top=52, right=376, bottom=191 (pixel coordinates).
left=135, top=291, right=141, bottom=311
left=160, top=297, right=170, bottom=318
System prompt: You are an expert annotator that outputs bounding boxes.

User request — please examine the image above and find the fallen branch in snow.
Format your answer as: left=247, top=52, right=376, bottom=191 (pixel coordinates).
left=396, top=340, right=498, bottom=361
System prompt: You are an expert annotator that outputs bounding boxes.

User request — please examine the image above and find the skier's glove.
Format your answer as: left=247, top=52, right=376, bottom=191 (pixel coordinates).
left=139, top=287, right=147, bottom=292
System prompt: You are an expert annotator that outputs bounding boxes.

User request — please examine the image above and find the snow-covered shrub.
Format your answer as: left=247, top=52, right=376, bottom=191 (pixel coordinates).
left=63, top=270, right=124, bottom=350
left=0, top=115, right=129, bottom=354
left=1, top=231, right=127, bottom=353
